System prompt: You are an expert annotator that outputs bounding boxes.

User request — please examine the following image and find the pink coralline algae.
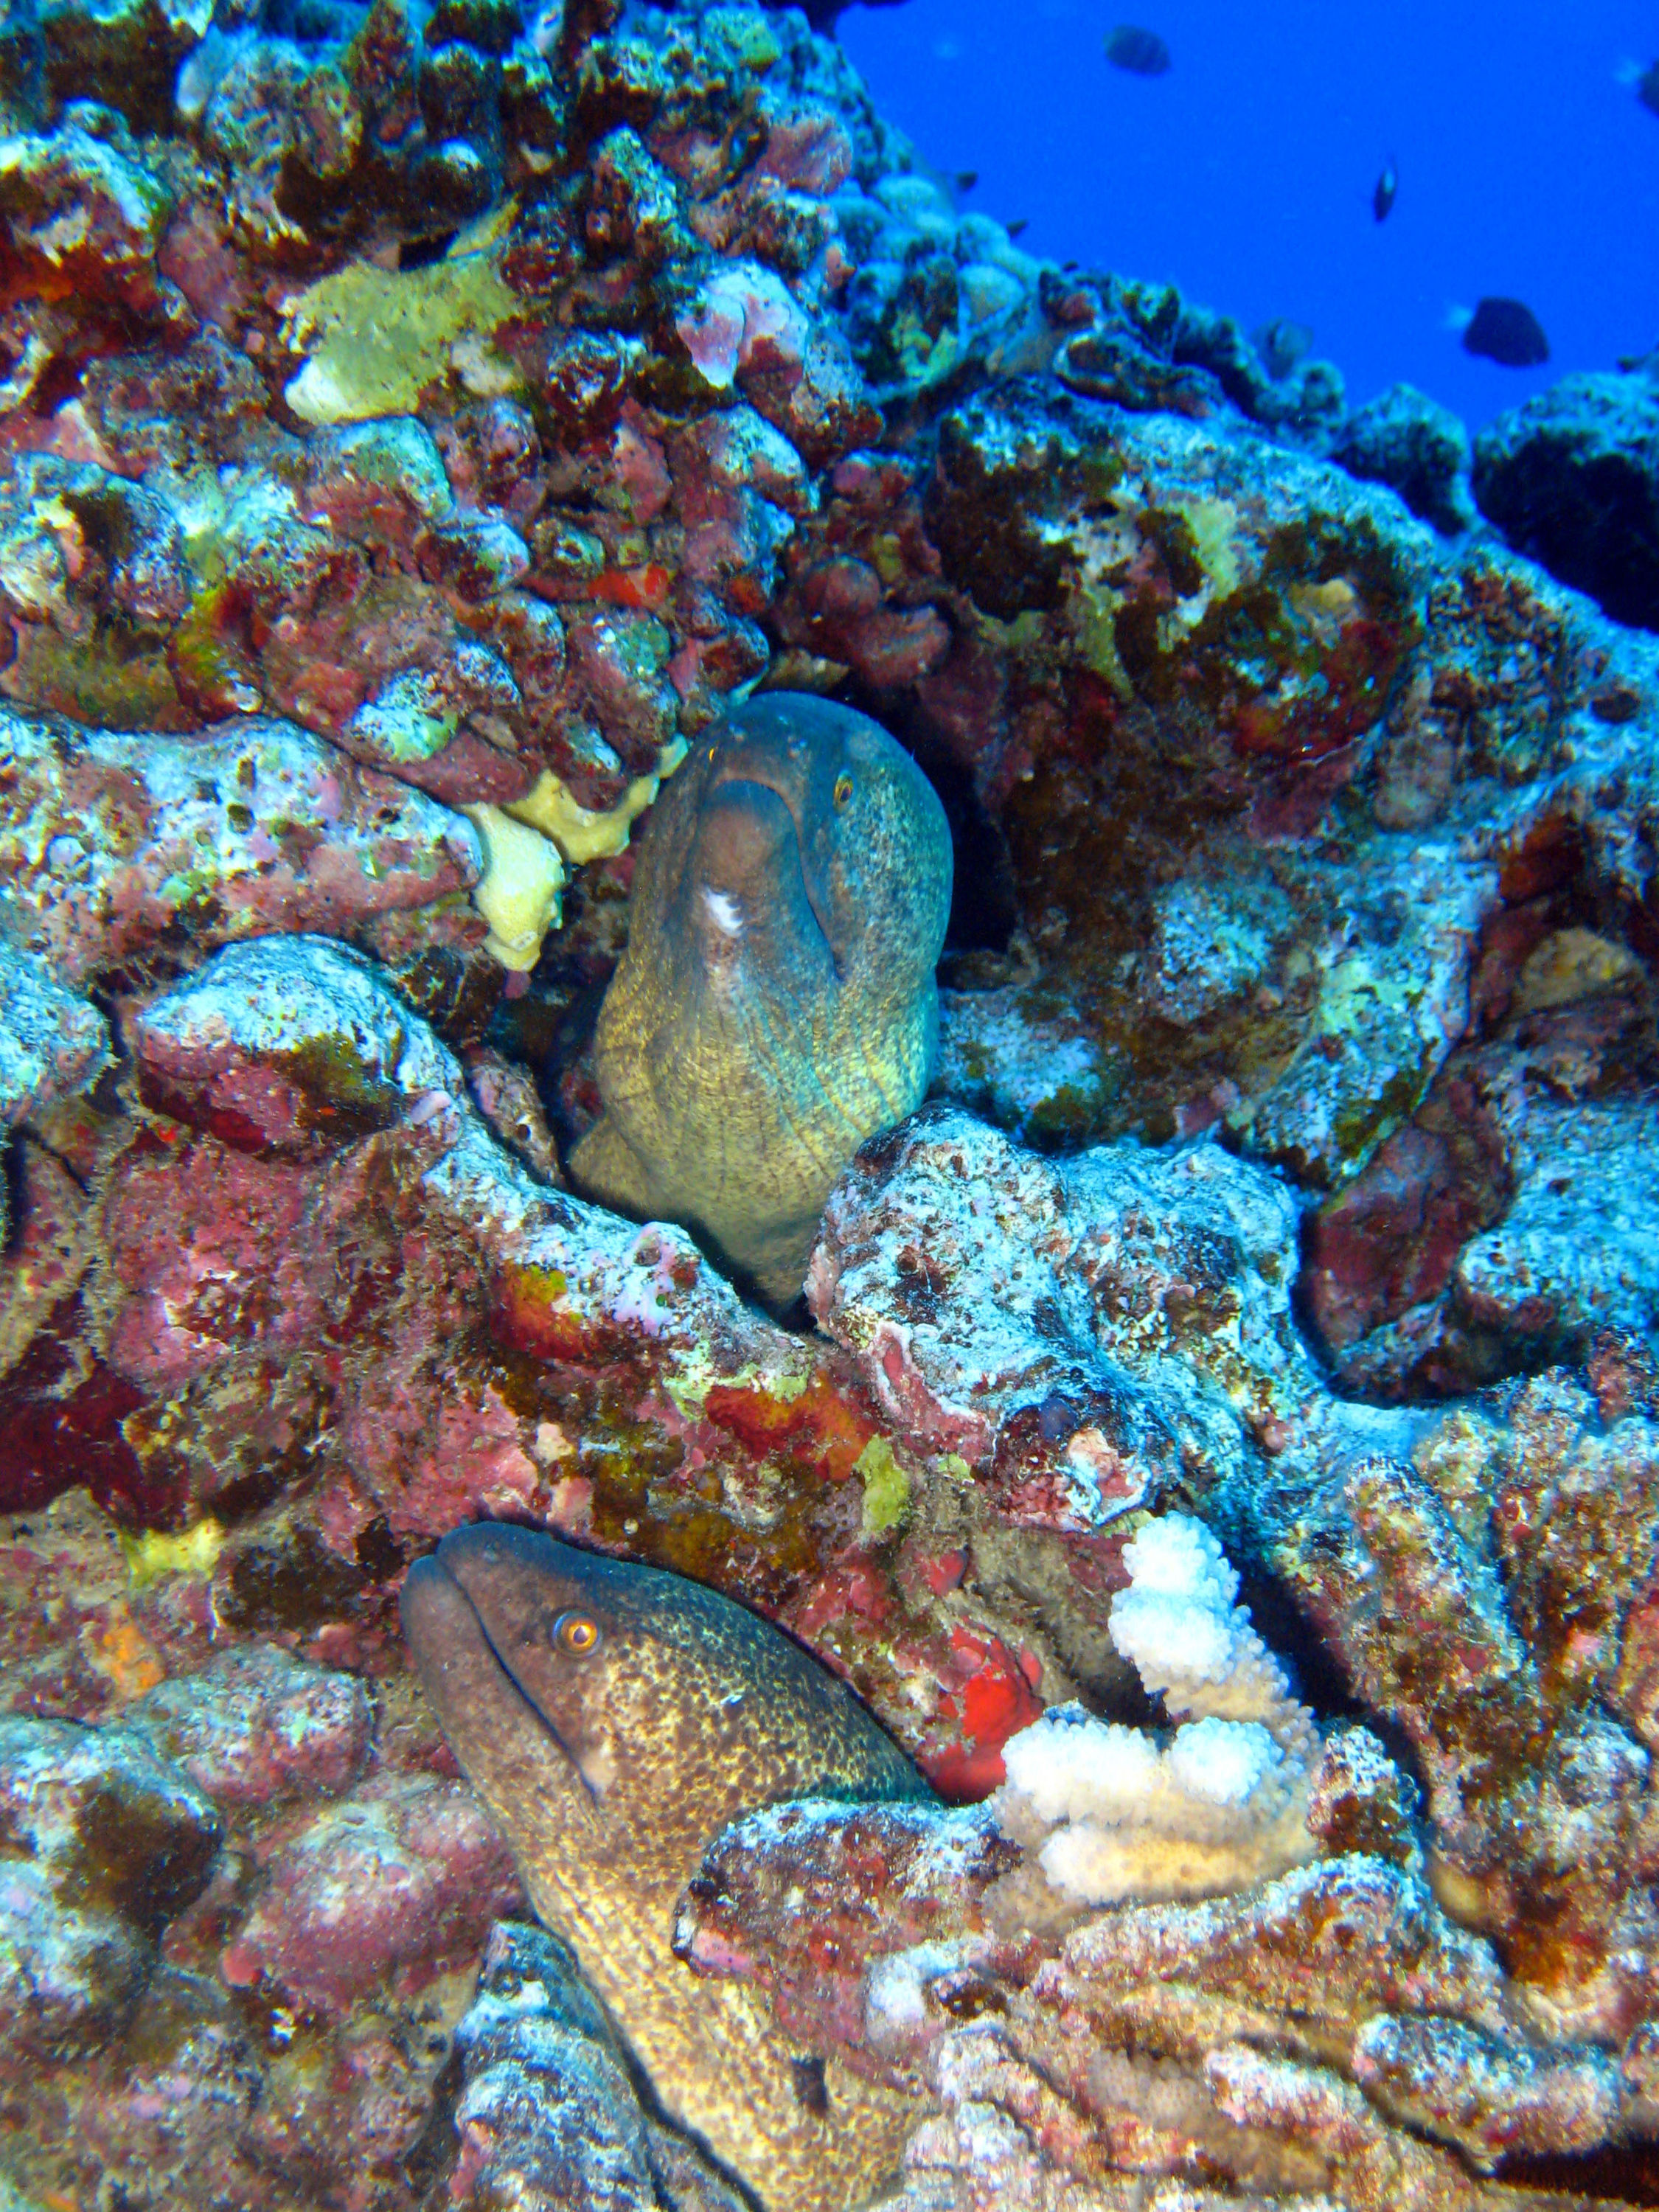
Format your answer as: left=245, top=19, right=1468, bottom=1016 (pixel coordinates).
left=3, top=0, right=1659, bottom=2199
left=218, top=1773, right=521, bottom=2014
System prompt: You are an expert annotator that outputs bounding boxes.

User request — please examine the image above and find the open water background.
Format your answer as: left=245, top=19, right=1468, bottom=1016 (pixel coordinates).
left=840, top=0, right=1659, bottom=425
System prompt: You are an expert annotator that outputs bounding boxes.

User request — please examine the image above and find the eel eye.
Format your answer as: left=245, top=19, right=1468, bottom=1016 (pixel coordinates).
left=832, top=773, right=854, bottom=809
left=553, top=1610, right=601, bottom=1656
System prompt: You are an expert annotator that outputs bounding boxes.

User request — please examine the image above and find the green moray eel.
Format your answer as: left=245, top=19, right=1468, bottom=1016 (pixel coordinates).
left=569, top=692, right=952, bottom=1306
left=401, top=1523, right=934, bottom=2212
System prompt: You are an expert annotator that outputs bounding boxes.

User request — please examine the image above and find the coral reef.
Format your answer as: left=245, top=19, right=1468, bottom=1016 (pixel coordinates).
left=2, top=0, right=1659, bottom=2201
left=1333, top=381, right=1476, bottom=537
left=992, top=1514, right=1319, bottom=1907
left=1474, top=355, right=1659, bottom=631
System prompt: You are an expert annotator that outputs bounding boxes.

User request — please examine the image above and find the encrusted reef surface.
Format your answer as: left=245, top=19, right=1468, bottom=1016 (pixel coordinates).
left=3, top=0, right=1659, bottom=2204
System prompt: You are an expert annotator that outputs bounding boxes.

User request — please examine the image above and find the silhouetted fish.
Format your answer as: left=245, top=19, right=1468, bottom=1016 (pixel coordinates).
left=1105, top=24, right=1171, bottom=75
left=1006, top=218, right=1029, bottom=239
left=1461, top=297, right=1549, bottom=368
left=1639, top=61, right=1659, bottom=116
left=955, top=170, right=978, bottom=193
left=1254, top=318, right=1313, bottom=380
left=1373, top=160, right=1397, bottom=222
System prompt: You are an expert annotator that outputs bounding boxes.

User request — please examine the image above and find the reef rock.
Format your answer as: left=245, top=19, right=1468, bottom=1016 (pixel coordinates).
left=0, top=1714, right=221, bottom=2057
left=446, top=1918, right=755, bottom=2211
left=1333, top=380, right=1477, bottom=536
left=679, top=1790, right=1638, bottom=2207
left=1475, top=355, right=1659, bottom=631
left=3, top=0, right=1659, bottom=2199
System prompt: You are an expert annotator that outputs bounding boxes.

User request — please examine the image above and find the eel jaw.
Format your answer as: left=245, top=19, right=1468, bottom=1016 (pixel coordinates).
left=400, top=1547, right=604, bottom=1805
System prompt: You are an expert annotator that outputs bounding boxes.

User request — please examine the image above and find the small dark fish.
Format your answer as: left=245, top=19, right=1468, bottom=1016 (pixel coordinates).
left=1105, top=24, right=1171, bottom=75
left=1638, top=61, right=1659, bottom=117
left=1373, top=160, right=1397, bottom=222
left=1461, top=296, right=1549, bottom=368
left=1253, top=317, right=1313, bottom=380
left=1006, top=218, right=1029, bottom=239
left=955, top=169, right=978, bottom=193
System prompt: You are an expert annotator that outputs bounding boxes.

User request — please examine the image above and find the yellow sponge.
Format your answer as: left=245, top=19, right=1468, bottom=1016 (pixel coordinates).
left=463, top=803, right=567, bottom=972
left=507, top=738, right=688, bottom=863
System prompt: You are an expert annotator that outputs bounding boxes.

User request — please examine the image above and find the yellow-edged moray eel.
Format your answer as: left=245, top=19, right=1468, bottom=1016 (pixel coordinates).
left=403, top=1523, right=934, bottom=2211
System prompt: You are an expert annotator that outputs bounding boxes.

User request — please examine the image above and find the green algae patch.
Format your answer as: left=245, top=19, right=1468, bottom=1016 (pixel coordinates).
left=2, top=621, right=192, bottom=731
left=1314, top=952, right=1417, bottom=1042
left=119, top=1518, right=226, bottom=1590
left=703, top=6, right=783, bottom=66
left=281, top=232, right=524, bottom=425
left=274, top=1037, right=406, bottom=1139
left=855, top=1434, right=910, bottom=1537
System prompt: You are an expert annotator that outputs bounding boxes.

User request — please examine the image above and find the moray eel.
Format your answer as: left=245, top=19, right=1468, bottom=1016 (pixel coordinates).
left=569, top=693, right=952, bottom=1306
left=401, top=1523, right=933, bottom=2212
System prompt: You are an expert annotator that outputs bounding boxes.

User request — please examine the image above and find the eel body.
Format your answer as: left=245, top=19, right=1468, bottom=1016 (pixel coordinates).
left=402, top=1524, right=934, bottom=2211
left=570, top=692, right=952, bottom=1304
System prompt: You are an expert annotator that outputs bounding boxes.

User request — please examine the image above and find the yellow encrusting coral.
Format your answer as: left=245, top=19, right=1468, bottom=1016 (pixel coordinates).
left=280, top=206, right=524, bottom=425
left=119, top=1517, right=226, bottom=1590
left=463, top=804, right=568, bottom=972
left=854, top=1434, right=911, bottom=1537
left=507, top=739, right=689, bottom=863
left=464, top=742, right=691, bottom=972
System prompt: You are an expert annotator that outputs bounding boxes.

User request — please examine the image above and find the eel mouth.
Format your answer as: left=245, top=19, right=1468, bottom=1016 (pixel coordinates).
left=403, top=1543, right=602, bottom=1804
left=703, top=768, right=838, bottom=972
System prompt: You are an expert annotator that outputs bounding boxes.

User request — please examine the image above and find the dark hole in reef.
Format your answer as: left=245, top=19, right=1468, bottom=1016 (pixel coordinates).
left=906, top=737, right=1019, bottom=955
left=28, top=351, right=84, bottom=417
left=1502, top=2145, right=1659, bottom=2206
left=355, top=1514, right=407, bottom=1581
left=492, top=970, right=611, bottom=1169
left=400, top=229, right=462, bottom=271
left=487, top=859, right=637, bottom=1168
left=0, top=1140, right=27, bottom=1262
left=765, top=1285, right=815, bottom=1336
left=1036, top=1391, right=1078, bottom=1444
left=271, top=0, right=366, bottom=41
left=1229, top=1554, right=1372, bottom=1728
left=400, top=2038, right=467, bottom=2199
left=67, top=1781, right=221, bottom=1940
left=88, top=1064, right=126, bottom=1119
left=220, top=1524, right=372, bottom=1632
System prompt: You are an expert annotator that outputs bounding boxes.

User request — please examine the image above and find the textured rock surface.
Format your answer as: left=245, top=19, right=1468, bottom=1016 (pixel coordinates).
left=1334, top=380, right=1476, bottom=536
left=0, top=1713, right=221, bottom=2058
left=2, top=0, right=1659, bottom=2200
left=0, top=938, right=108, bottom=1133
left=447, top=1919, right=751, bottom=2211
left=1475, top=358, right=1659, bottom=631
left=678, top=1798, right=1642, bottom=2208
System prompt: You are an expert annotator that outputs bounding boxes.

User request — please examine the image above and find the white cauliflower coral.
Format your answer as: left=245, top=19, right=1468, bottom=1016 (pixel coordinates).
left=993, top=1513, right=1319, bottom=1906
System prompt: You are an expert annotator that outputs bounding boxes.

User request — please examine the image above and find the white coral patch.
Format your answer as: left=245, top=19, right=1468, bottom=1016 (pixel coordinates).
left=1000, top=1712, right=1158, bottom=1827
left=992, top=1512, right=1318, bottom=1908
left=1166, top=1715, right=1281, bottom=1806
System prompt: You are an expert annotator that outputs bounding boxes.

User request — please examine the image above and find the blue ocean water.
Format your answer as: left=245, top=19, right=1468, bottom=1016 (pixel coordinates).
left=840, top=0, right=1659, bottom=427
